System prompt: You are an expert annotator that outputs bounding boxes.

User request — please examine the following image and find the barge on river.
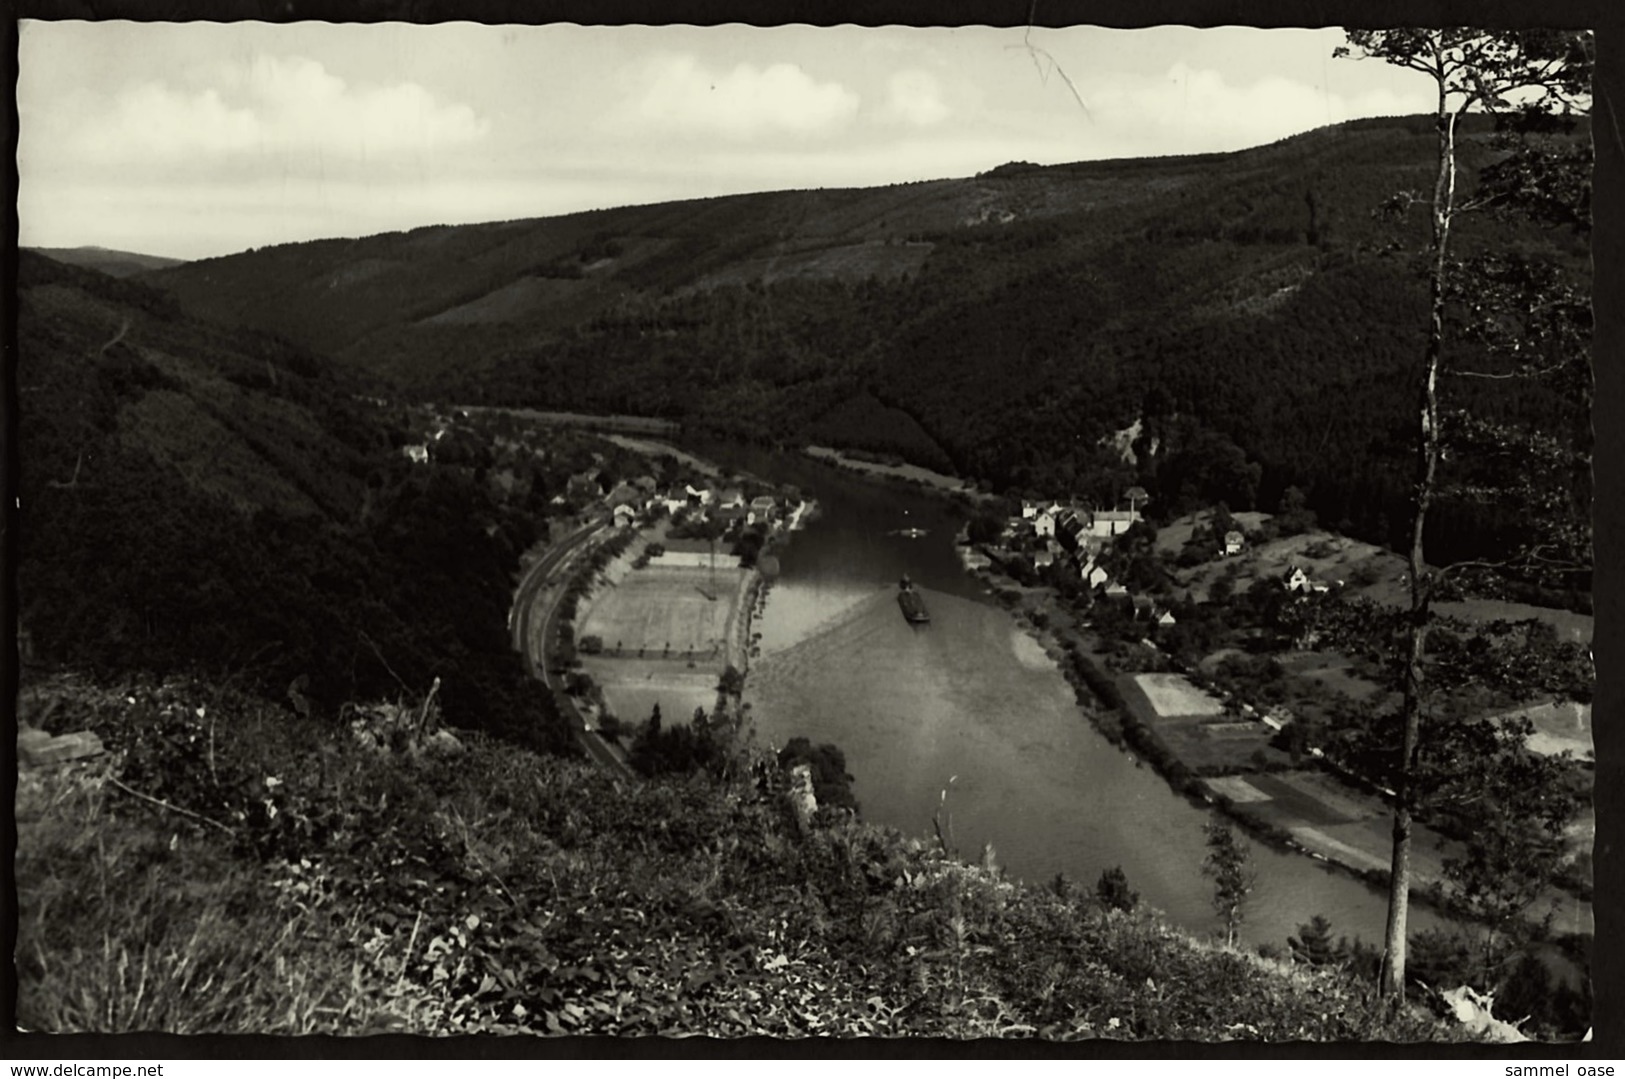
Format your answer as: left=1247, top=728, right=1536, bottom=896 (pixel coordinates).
left=898, top=574, right=931, bottom=624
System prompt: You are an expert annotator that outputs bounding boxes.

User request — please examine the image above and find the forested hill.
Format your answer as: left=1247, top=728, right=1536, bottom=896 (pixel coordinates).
left=142, top=113, right=1591, bottom=572
left=14, top=249, right=584, bottom=751
left=27, top=246, right=187, bottom=278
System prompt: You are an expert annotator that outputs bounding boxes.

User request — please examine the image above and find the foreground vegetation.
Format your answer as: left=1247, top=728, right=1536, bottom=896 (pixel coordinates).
left=16, top=673, right=1462, bottom=1040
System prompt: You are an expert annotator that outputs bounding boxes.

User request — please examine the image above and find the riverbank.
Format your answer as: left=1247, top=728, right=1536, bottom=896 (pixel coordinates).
left=726, top=498, right=817, bottom=680
left=565, top=433, right=815, bottom=725
left=803, top=445, right=998, bottom=504
left=956, top=543, right=1594, bottom=947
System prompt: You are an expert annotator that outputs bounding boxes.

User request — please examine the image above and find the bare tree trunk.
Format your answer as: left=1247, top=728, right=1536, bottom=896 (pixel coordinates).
left=1380, top=94, right=1457, bottom=1002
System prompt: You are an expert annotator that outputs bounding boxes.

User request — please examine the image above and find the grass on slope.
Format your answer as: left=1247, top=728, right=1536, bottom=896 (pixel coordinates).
left=15, top=672, right=1464, bottom=1041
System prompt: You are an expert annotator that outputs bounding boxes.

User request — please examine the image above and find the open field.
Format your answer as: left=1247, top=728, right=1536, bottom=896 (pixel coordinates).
left=1119, top=674, right=1282, bottom=773
left=581, top=657, right=721, bottom=727
left=1170, top=518, right=1593, bottom=645
left=1491, top=699, right=1593, bottom=758
left=579, top=565, right=746, bottom=658
left=1153, top=715, right=1288, bottom=774
left=1132, top=673, right=1227, bottom=718
left=1168, top=524, right=1400, bottom=604
left=1433, top=599, right=1593, bottom=645
left=1155, top=510, right=1274, bottom=556
left=1243, top=771, right=1381, bottom=827
left=1277, top=650, right=1387, bottom=702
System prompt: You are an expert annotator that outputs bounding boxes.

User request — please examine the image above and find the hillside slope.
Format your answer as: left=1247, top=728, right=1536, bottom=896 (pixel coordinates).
left=142, top=114, right=1590, bottom=573
left=146, top=116, right=1452, bottom=385
left=14, top=671, right=1467, bottom=1041
left=29, top=245, right=188, bottom=277
left=15, top=250, right=575, bottom=750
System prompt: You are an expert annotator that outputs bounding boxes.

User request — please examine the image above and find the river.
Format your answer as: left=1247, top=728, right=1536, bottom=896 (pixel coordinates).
left=684, top=442, right=1558, bottom=956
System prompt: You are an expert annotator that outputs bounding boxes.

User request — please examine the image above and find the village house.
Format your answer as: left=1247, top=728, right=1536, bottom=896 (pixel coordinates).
left=749, top=494, right=776, bottom=519
left=716, top=488, right=746, bottom=509
left=1081, top=561, right=1111, bottom=590
left=612, top=503, right=637, bottom=529
left=1034, top=549, right=1055, bottom=570
left=402, top=443, right=429, bottom=465
left=1086, top=508, right=1140, bottom=539
left=1223, top=529, right=1246, bottom=556
left=1284, top=565, right=1330, bottom=594
left=1033, top=511, right=1058, bottom=539
left=1056, top=512, right=1087, bottom=553
left=1157, top=609, right=1178, bottom=627
left=605, top=481, right=644, bottom=509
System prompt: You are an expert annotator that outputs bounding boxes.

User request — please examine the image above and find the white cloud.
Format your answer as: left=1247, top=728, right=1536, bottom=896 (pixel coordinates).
left=60, top=55, right=489, bottom=169
left=625, top=54, right=860, bottom=138
left=879, top=70, right=951, bottom=126
left=1084, top=61, right=1430, bottom=154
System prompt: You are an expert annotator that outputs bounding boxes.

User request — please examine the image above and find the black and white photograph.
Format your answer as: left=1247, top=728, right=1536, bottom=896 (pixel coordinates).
left=11, top=10, right=1602, bottom=1049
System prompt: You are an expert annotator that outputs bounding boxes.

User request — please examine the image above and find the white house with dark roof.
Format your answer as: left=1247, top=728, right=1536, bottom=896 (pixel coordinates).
left=1284, top=565, right=1330, bottom=594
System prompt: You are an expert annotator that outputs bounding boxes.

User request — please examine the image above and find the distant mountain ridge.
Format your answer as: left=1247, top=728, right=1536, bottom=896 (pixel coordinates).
left=144, top=114, right=1467, bottom=382
left=138, top=112, right=1590, bottom=572
left=31, top=245, right=187, bottom=277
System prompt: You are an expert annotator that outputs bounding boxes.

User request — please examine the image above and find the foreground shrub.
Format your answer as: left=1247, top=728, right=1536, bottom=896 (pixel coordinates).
left=15, top=672, right=1466, bottom=1040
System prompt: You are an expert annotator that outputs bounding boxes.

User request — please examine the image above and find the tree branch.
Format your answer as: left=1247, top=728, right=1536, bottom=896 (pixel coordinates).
left=1445, top=360, right=1572, bottom=380
left=107, top=775, right=238, bottom=837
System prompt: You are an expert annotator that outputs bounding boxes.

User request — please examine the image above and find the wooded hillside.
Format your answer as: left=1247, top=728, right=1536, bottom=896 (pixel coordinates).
left=141, top=114, right=1590, bottom=581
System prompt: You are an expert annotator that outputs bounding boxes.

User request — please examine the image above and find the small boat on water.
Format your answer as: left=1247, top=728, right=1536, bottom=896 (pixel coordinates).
left=892, top=527, right=929, bottom=539
left=898, top=573, right=930, bottom=624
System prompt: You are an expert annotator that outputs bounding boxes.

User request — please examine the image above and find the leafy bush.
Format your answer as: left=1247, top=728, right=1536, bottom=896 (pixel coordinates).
left=777, top=737, right=859, bottom=814
left=15, top=672, right=1466, bottom=1040
left=1096, top=866, right=1140, bottom=912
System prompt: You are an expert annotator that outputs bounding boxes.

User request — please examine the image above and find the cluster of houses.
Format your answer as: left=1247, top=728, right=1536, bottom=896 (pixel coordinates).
left=999, top=500, right=1178, bottom=627
left=564, top=468, right=782, bottom=531
left=396, top=407, right=794, bottom=535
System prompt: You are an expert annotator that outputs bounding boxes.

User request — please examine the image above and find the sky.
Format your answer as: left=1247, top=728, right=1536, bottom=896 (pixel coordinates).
left=17, top=22, right=1444, bottom=261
